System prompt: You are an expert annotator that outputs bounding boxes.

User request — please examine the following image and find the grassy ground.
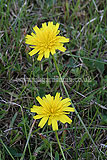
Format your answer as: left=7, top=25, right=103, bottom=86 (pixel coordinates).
left=0, top=0, right=107, bottom=159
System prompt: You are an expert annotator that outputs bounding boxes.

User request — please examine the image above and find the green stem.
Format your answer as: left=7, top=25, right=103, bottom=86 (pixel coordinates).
left=55, top=131, right=66, bottom=160
left=50, top=142, right=53, bottom=160
left=52, top=55, right=102, bottom=160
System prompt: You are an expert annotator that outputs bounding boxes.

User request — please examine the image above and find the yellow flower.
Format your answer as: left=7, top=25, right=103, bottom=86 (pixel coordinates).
left=25, top=22, right=69, bottom=61
left=31, top=92, right=75, bottom=131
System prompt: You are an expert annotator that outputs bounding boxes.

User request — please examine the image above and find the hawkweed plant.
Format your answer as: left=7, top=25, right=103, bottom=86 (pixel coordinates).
left=31, top=92, right=74, bottom=160
left=24, top=21, right=102, bottom=160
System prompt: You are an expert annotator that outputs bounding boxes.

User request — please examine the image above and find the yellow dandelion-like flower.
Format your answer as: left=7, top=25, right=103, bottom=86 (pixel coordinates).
left=25, top=22, right=69, bottom=61
left=31, top=92, right=75, bottom=131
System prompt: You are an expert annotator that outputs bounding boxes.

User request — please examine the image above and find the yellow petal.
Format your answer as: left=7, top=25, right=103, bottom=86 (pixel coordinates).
left=62, top=102, right=71, bottom=107
left=44, top=50, right=50, bottom=58
left=59, top=115, right=72, bottom=124
left=55, top=92, right=60, bottom=100
left=53, top=93, right=61, bottom=106
left=28, top=48, right=39, bottom=56
left=31, top=105, right=40, bottom=112
left=54, top=23, right=59, bottom=33
left=48, top=117, right=52, bottom=125
left=33, top=115, right=44, bottom=119
left=33, top=26, right=40, bottom=34
left=45, top=94, right=53, bottom=100
left=25, top=35, right=37, bottom=45
left=45, top=94, right=53, bottom=105
left=51, top=48, right=56, bottom=55
left=61, top=98, right=71, bottom=105
left=48, top=21, right=53, bottom=28
left=31, top=106, right=43, bottom=114
left=57, top=36, right=69, bottom=43
left=36, top=96, right=46, bottom=106
left=42, top=97, right=50, bottom=110
left=42, top=22, right=47, bottom=28
left=29, top=46, right=36, bottom=48
left=37, top=53, right=43, bottom=61
left=25, top=34, right=32, bottom=40
left=63, top=107, right=75, bottom=112
left=38, top=117, right=48, bottom=128
left=56, top=30, right=60, bottom=35
left=57, top=45, right=66, bottom=52
left=34, top=98, right=49, bottom=114
left=52, top=119, right=58, bottom=131
left=31, top=32, right=36, bottom=37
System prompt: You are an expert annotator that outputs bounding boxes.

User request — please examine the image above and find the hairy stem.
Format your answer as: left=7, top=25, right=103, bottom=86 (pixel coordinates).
left=55, top=131, right=66, bottom=160
left=52, top=55, right=102, bottom=160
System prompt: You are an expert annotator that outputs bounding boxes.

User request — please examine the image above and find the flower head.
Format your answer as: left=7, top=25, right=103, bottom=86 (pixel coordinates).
left=31, top=92, right=74, bottom=131
left=25, top=22, right=69, bottom=61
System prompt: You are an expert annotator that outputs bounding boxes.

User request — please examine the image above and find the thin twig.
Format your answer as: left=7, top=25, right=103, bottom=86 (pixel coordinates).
left=0, top=97, right=21, bottom=107
left=76, top=17, right=97, bottom=38
left=20, top=120, right=36, bottom=160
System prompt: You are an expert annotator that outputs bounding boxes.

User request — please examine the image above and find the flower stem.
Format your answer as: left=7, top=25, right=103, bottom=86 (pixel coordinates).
left=52, top=55, right=102, bottom=160
left=55, top=131, right=66, bottom=160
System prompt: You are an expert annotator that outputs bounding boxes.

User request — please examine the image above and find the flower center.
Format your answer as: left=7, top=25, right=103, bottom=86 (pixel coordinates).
left=50, top=108, right=54, bottom=113
left=42, top=31, right=56, bottom=50
left=48, top=104, right=61, bottom=116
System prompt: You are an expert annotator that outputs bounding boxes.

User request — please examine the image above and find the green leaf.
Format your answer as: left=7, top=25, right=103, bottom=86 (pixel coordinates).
left=6, top=147, right=22, bottom=157
left=65, top=57, right=75, bottom=68
left=94, top=58, right=104, bottom=74
left=46, top=0, right=56, bottom=6
left=77, top=133, right=88, bottom=148
left=9, top=112, right=18, bottom=128
left=81, top=152, right=93, bottom=159
left=83, top=59, right=94, bottom=69
left=55, top=151, right=59, bottom=160
left=101, top=114, right=107, bottom=125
